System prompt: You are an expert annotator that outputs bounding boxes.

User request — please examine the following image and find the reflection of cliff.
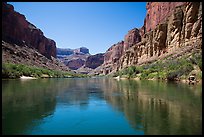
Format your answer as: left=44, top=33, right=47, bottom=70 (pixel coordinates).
left=2, top=78, right=202, bottom=135
left=2, top=79, right=58, bottom=134
left=2, top=78, right=106, bottom=135
left=101, top=79, right=202, bottom=135
left=2, top=79, right=70, bottom=135
left=55, top=78, right=105, bottom=106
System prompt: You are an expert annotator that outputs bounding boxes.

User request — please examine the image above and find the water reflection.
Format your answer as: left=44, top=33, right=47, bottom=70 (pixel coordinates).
left=2, top=79, right=57, bottom=134
left=2, top=78, right=202, bottom=135
left=2, top=78, right=107, bottom=135
left=101, top=79, right=202, bottom=135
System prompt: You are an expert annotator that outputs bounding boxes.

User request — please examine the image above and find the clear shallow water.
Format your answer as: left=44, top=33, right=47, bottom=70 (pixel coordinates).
left=2, top=78, right=202, bottom=135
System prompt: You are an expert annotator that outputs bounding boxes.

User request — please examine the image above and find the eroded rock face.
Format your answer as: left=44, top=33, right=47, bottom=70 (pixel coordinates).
left=72, top=53, right=104, bottom=74
left=119, top=22, right=168, bottom=69
left=124, top=28, right=141, bottom=51
left=57, top=47, right=104, bottom=71
left=73, top=47, right=89, bottom=55
left=85, top=53, right=104, bottom=69
left=104, top=41, right=124, bottom=65
left=2, top=41, right=69, bottom=71
left=184, top=2, right=201, bottom=39
left=119, top=2, right=202, bottom=71
left=67, top=59, right=85, bottom=70
left=57, top=48, right=74, bottom=56
left=99, top=28, right=142, bottom=74
left=145, top=2, right=186, bottom=32
left=2, top=2, right=56, bottom=59
left=94, top=2, right=202, bottom=75
left=57, top=47, right=90, bottom=70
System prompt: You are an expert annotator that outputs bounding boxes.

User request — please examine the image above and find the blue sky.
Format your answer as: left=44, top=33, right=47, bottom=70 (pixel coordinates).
left=8, top=2, right=146, bottom=55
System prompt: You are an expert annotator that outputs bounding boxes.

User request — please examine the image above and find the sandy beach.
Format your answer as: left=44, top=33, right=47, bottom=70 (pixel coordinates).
left=20, top=76, right=37, bottom=80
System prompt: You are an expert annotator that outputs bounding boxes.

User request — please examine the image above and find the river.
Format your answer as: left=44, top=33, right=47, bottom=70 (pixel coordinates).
left=2, top=78, right=202, bottom=135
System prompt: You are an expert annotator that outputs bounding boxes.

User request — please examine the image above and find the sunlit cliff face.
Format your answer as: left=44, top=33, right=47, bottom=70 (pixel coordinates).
left=145, top=2, right=186, bottom=32
left=98, top=2, right=202, bottom=75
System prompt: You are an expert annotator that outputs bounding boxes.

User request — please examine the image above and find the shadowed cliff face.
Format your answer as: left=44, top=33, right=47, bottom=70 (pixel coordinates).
left=2, top=41, right=70, bottom=71
left=67, top=59, right=86, bottom=70
left=2, top=2, right=56, bottom=59
left=85, top=53, right=104, bottom=69
left=57, top=48, right=104, bottom=72
left=93, top=2, right=202, bottom=75
left=57, top=47, right=90, bottom=70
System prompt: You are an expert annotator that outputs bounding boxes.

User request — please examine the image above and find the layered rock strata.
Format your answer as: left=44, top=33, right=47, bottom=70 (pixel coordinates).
left=2, top=41, right=69, bottom=71
left=2, top=2, right=56, bottom=59
left=85, top=53, right=104, bottom=69
left=57, top=47, right=104, bottom=72
left=93, top=2, right=202, bottom=75
left=145, top=2, right=187, bottom=32
left=57, top=47, right=90, bottom=70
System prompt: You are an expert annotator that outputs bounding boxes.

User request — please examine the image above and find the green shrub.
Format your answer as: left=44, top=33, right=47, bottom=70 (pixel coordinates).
left=2, top=63, right=88, bottom=79
left=157, top=71, right=167, bottom=80
left=191, top=52, right=202, bottom=70
left=147, top=72, right=158, bottom=79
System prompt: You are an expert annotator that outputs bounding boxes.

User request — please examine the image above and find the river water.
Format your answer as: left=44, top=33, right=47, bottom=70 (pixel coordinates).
left=2, top=78, right=202, bottom=135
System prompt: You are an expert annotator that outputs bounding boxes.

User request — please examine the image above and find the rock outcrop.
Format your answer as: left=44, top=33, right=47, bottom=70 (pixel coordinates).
left=118, top=2, right=202, bottom=72
left=57, top=47, right=104, bottom=72
left=93, top=2, right=202, bottom=75
left=85, top=53, right=104, bottom=69
left=124, top=28, right=141, bottom=51
left=145, top=2, right=187, bottom=32
left=104, top=41, right=124, bottom=65
left=73, top=47, right=89, bottom=55
left=57, top=47, right=90, bottom=70
left=2, top=2, right=56, bottom=59
left=66, top=59, right=85, bottom=70
left=57, top=47, right=89, bottom=57
left=56, top=48, right=74, bottom=56
left=98, top=28, right=142, bottom=74
left=74, top=53, right=104, bottom=74
left=2, top=41, right=69, bottom=71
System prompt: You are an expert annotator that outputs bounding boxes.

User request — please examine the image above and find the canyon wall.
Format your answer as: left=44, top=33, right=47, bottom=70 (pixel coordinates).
left=2, top=2, right=56, bottom=59
left=99, top=28, right=141, bottom=74
left=93, top=2, right=202, bottom=75
left=145, top=2, right=187, bottom=32
left=57, top=47, right=104, bottom=71
left=57, top=47, right=90, bottom=70
left=85, top=53, right=104, bottom=69
left=104, top=41, right=124, bottom=65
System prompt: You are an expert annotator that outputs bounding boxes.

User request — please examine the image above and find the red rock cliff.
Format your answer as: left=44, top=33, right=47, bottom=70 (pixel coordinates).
left=85, top=53, right=104, bottom=69
left=124, top=28, right=141, bottom=51
left=118, top=2, right=202, bottom=70
left=104, top=41, right=124, bottom=65
left=93, top=2, right=202, bottom=75
left=145, top=2, right=186, bottom=32
left=2, top=2, right=56, bottom=59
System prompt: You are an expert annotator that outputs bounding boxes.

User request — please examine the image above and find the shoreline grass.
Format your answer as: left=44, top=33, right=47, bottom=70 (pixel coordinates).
left=112, top=51, right=202, bottom=82
left=2, top=63, right=88, bottom=79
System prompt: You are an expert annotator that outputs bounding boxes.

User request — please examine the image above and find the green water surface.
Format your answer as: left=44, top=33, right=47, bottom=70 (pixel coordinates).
left=2, top=78, right=202, bottom=135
